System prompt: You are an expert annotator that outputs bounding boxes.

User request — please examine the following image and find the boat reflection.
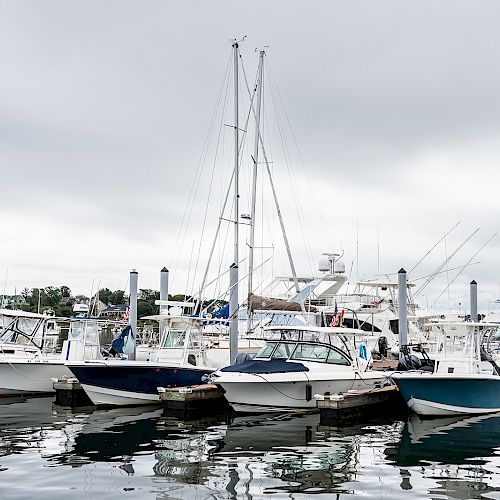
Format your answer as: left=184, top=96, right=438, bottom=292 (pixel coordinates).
left=3, top=396, right=500, bottom=498
left=386, top=412, right=500, bottom=498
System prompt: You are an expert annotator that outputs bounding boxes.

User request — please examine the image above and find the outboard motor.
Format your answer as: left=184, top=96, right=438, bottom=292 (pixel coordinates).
left=377, top=336, right=388, bottom=358
left=235, top=352, right=252, bottom=364
left=396, top=354, right=422, bottom=371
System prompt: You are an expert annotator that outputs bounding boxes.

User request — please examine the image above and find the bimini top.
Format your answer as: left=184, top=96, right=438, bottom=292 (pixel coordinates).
left=0, top=308, right=52, bottom=320
left=262, top=325, right=369, bottom=336
left=428, top=321, right=500, bottom=335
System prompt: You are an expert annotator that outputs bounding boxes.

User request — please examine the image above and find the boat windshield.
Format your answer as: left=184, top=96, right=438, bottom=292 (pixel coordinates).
left=254, top=342, right=277, bottom=358
left=254, top=340, right=351, bottom=365
left=0, top=316, right=44, bottom=348
left=162, top=330, right=187, bottom=348
left=291, top=343, right=350, bottom=365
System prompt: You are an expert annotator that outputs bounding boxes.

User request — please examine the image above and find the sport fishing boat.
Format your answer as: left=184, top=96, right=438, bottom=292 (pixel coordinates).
left=66, top=309, right=256, bottom=406
left=210, top=325, right=392, bottom=413
left=392, top=322, right=500, bottom=416
left=0, top=312, right=106, bottom=395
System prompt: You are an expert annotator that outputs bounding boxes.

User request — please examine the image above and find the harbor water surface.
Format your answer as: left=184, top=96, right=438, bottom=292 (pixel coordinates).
left=1, top=396, right=499, bottom=499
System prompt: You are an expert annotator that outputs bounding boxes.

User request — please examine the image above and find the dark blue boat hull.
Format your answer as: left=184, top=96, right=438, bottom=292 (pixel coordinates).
left=68, top=364, right=213, bottom=406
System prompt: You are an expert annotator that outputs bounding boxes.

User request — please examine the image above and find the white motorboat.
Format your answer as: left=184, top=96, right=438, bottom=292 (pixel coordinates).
left=0, top=313, right=115, bottom=395
left=210, top=325, right=392, bottom=413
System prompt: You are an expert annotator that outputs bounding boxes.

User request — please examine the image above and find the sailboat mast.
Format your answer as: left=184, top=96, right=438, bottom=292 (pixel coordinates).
left=229, top=40, right=240, bottom=364
left=247, top=50, right=265, bottom=329
left=233, top=41, right=240, bottom=269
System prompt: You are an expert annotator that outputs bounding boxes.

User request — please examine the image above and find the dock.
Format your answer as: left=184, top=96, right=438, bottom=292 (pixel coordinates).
left=52, top=377, right=93, bottom=407
left=158, top=383, right=228, bottom=418
left=316, top=385, right=406, bottom=425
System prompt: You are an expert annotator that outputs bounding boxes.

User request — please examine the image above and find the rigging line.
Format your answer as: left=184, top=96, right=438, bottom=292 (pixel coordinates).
left=200, top=255, right=271, bottom=315
left=189, top=58, right=233, bottom=298
left=240, top=59, right=302, bottom=300
left=170, top=50, right=232, bottom=286
left=267, top=62, right=334, bottom=253
left=267, top=68, right=315, bottom=278
left=414, top=227, right=480, bottom=297
left=194, top=64, right=259, bottom=311
left=432, top=233, right=497, bottom=308
left=413, top=261, right=481, bottom=281
left=267, top=65, right=315, bottom=276
left=184, top=239, right=195, bottom=302
left=193, top=169, right=234, bottom=310
left=408, top=221, right=461, bottom=275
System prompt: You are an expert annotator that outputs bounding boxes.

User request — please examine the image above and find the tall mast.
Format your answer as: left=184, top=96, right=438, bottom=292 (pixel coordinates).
left=229, top=40, right=240, bottom=364
left=247, top=50, right=265, bottom=330
left=233, top=41, right=240, bottom=269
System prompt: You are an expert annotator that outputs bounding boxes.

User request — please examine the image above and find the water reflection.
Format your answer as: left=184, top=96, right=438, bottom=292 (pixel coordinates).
left=1, top=396, right=500, bottom=498
left=386, top=413, right=500, bottom=498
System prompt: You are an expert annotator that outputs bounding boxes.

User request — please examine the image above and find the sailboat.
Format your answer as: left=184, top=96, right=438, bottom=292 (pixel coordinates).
left=66, top=41, right=265, bottom=406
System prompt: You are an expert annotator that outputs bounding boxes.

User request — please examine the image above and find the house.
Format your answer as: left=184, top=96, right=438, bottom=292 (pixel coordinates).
left=101, top=304, right=129, bottom=320
left=0, top=295, right=27, bottom=308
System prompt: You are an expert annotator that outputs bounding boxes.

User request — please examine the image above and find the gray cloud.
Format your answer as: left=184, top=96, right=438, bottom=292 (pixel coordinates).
left=1, top=0, right=500, bottom=313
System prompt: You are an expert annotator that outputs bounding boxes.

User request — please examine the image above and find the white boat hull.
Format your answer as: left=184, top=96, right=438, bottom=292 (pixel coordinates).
left=407, top=397, right=500, bottom=417
left=80, top=384, right=161, bottom=407
left=0, top=360, right=71, bottom=395
left=218, top=373, right=389, bottom=413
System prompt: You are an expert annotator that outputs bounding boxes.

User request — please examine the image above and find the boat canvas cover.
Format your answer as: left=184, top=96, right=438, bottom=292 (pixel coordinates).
left=220, top=359, right=309, bottom=374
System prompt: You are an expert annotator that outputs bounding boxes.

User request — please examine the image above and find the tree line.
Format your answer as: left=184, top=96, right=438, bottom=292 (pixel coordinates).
left=6, top=286, right=227, bottom=318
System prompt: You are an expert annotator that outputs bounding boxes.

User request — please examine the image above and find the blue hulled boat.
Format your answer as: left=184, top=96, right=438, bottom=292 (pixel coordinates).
left=393, top=322, right=500, bottom=416
left=66, top=311, right=230, bottom=406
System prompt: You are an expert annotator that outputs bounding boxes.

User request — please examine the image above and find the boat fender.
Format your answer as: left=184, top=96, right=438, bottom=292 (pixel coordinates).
left=305, top=383, right=312, bottom=402
left=359, top=343, right=367, bottom=360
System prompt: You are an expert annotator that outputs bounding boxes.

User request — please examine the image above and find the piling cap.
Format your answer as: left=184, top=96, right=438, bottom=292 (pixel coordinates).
left=471, top=280, right=477, bottom=285
left=230, top=263, right=238, bottom=269
left=131, top=269, right=138, bottom=274
left=398, top=268, right=406, bottom=274
left=161, top=267, right=169, bottom=272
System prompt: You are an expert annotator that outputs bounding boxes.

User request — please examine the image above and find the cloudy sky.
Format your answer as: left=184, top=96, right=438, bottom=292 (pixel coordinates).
left=1, top=1, right=500, bottom=313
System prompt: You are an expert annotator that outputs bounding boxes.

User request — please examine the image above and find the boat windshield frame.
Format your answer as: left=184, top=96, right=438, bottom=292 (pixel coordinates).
left=254, top=338, right=352, bottom=366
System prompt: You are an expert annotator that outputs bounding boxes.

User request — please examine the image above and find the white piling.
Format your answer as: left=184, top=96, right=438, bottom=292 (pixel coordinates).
left=398, top=268, right=408, bottom=359
left=129, top=269, right=138, bottom=361
left=229, top=263, right=239, bottom=365
left=470, top=280, right=478, bottom=322
left=159, top=267, right=169, bottom=337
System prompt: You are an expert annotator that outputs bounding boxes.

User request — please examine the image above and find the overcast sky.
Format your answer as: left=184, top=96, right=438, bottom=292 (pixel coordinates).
left=1, top=1, right=500, bottom=313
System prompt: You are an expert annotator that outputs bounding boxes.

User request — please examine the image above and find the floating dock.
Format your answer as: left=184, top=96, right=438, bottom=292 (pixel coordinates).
left=53, top=377, right=93, bottom=407
left=316, top=385, right=406, bottom=425
left=158, top=384, right=228, bottom=418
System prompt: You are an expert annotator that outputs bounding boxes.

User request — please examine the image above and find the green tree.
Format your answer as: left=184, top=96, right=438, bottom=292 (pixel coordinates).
left=110, top=290, right=126, bottom=304
left=98, top=288, right=113, bottom=304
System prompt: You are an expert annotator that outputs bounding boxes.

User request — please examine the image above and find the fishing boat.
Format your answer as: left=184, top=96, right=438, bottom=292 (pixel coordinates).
left=66, top=306, right=245, bottom=406
left=392, top=322, right=500, bottom=416
left=0, top=311, right=117, bottom=395
left=210, top=325, right=392, bottom=413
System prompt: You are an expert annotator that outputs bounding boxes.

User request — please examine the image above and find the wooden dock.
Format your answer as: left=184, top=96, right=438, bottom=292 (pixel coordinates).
left=158, top=383, right=228, bottom=418
left=52, top=377, right=93, bottom=407
left=316, top=385, right=406, bottom=425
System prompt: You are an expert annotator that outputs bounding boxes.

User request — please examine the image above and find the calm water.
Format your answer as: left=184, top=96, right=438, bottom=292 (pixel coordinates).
left=1, top=397, right=500, bottom=499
